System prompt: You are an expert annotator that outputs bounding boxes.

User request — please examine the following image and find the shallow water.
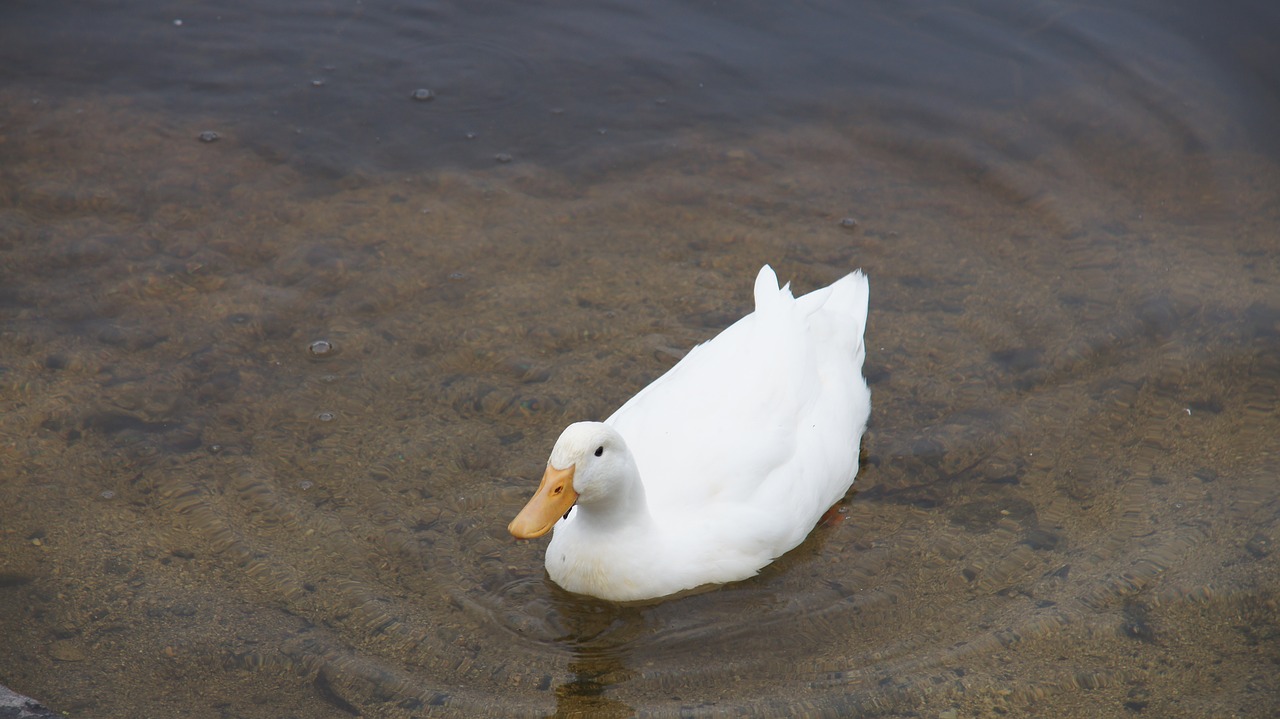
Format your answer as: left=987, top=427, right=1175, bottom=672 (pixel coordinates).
left=2, top=1, right=1278, bottom=717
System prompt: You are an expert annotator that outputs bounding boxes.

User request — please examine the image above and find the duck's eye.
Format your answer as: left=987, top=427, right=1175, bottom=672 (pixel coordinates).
left=594, top=446, right=604, bottom=457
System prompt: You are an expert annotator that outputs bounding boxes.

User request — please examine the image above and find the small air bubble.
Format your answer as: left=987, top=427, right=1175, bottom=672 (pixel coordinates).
left=198, top=131, right=220, bottom=143
left=411, top=88, right=435, bottom=102
left=298, top=480, right=313, bottom=491
left=308, top=339, right=335, bottom=357
left=99, top=490, right=116, bottom=500
left=316, top=411, right=335, bottom=422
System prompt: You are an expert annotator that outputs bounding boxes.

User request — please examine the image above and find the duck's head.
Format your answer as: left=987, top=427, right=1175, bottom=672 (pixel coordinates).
left=508, top=421, right=633, bottom=539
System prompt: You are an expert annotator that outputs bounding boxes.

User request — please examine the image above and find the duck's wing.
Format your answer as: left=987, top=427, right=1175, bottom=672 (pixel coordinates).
left=607, top=266, right=870, bottom=537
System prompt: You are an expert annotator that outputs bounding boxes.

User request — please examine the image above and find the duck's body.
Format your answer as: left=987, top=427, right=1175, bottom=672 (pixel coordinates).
left=509, top=265, right=870, bottom=601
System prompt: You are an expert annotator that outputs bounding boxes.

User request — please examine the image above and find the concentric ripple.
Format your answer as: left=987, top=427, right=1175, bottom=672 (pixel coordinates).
left=131, top=289, right=1277, bottom=717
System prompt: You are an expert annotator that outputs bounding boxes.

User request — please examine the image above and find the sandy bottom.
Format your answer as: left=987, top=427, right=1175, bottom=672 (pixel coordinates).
left=0, top=87, right=1277, bottom=718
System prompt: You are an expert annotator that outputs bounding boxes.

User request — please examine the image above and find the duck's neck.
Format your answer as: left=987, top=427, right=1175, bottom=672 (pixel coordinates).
left=576, top=463, right=652, bottom=533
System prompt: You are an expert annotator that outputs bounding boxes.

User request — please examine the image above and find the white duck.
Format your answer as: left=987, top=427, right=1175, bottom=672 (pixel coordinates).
left=509, top=264, right=870, bottom=601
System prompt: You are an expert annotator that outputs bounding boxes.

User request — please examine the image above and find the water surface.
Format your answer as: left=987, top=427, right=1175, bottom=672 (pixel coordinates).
left=1, top=1, right=1278, bottom=717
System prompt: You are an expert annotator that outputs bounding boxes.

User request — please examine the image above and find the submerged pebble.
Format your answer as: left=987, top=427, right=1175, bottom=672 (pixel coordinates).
left=308, top=339, right=335, bottom=357
left=49, top=640, right=87, bottom=662
left=494, top=153, right=513, bottom=164
left=1245, top=532, right=1272, bottom=558
left=198, top=131, right=220, bottom=143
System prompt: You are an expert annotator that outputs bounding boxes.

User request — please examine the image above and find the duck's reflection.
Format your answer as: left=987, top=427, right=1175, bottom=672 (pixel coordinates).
left=553, top=653, right=635, bottom=719
left=546, top=587, right=644, bottom=718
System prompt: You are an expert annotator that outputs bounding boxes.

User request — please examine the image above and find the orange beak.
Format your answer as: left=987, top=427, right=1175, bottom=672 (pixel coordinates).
left=508, top=464, right=578, bottom=539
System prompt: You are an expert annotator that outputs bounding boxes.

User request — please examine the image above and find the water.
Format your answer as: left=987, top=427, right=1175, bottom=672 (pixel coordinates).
left=1, top=1, right=1278, bottom=717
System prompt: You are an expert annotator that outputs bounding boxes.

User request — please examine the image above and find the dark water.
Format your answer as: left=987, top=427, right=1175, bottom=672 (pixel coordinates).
left=1, top=1, right=1278, bottom=717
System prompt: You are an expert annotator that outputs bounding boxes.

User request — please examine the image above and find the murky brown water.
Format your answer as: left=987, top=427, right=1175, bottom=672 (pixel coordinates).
left=2, top=1, right=1278, bottom=717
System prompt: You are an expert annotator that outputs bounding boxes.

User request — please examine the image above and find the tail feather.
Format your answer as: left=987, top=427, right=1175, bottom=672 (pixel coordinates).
left=752, top=265, right=794, bottom=317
